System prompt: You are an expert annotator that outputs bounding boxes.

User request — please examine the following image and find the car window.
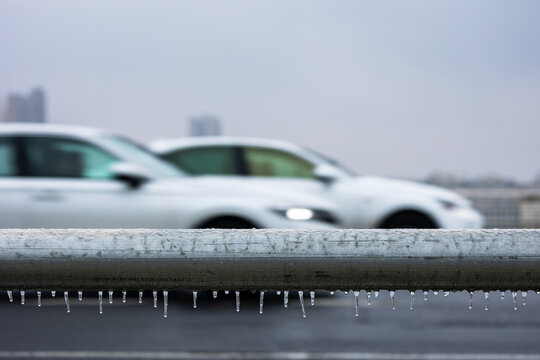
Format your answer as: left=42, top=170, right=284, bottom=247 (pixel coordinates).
left=0, top=137, right=16, bottom=177
left=244, top=147, right=314, bottom=178
left=161, top=146, right=240, bottom=175
left=100, top=135, right=181, bottom=178
left=22, top=137, right=119, bottom=179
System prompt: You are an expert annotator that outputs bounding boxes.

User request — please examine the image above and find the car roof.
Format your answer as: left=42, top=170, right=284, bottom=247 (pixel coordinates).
left=0, top=123, right=112, bottom=138
left=149, top=136, right=308, bottom=155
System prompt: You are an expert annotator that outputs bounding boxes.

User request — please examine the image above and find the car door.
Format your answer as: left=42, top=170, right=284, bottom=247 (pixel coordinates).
left=18, top=135, right=165, bottom=228
left=0, top=136, right=30, bottom=227
left=242, top=146, right=376, bottom=227
left=160, top=144, right=362, bottom=226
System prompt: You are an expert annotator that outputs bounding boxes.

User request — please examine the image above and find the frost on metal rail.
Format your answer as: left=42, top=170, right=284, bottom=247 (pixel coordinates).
left=0, top=228, right=539, bottom=292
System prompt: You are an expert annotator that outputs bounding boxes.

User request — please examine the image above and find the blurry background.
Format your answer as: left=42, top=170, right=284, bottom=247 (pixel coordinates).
left=1, top=1, right=540, bottom=357
left=1, top=0, right=539, bottom=183
left=2, top=0, right=540, bottom=228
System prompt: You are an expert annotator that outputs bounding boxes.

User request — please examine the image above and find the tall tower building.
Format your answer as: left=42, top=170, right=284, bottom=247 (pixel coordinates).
left=5, top=87, right=46, bottom=123
left=189, top=115, right=222, bottom=137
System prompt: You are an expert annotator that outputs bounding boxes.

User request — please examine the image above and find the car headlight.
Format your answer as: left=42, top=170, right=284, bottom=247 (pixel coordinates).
left=285, top=208, right=314, bottom=220
left=272, top=207, right=337, bottom=224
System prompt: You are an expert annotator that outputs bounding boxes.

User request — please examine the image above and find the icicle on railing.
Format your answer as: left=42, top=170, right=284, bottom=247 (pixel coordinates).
left=98, top=291, right=103, bottom=314
left=259, top=291, right=265, bottom=314
left=235, top=291, right=240, bottom=312
left=2, top=289, right=538, bottom=318
left=64, top=291, right=70, bottom=313
left=192, top=291, right=198, bottom=309
left=163, top=290, right=168, bottom=318
left=298, top=291, right=306, bottom=318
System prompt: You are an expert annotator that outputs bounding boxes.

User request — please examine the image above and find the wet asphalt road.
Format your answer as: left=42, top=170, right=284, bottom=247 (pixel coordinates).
left=0, top=290, right=539, bottom=359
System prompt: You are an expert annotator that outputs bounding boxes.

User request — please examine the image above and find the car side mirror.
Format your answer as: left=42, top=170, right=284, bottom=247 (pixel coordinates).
left=110, top=162, right=151, bottom=189
left=313, top=164, right=341, bottom=184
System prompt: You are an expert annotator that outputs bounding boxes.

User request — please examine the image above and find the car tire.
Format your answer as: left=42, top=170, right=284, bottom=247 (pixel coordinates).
left=379, top=211, right=437, bottom=229
left=198, top=217, right=257, bottom=229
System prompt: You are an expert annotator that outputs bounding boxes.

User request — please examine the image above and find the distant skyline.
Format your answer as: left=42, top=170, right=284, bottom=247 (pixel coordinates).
left=3, top=87, right=46, bottom=123
left=189, top=115, right=222, bottom=137
left=1, top=0, right=539, bottom=181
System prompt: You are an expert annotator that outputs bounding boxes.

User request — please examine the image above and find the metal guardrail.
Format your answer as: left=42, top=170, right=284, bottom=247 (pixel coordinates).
left=1, top=229, right=539, bottom=292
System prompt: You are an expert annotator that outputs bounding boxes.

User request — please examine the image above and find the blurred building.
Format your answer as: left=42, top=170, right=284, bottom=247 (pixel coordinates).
left=533, top=173, right=540, bottom=187
left=4, top=88, right=46, bottom=123
left=427, top=172, right=540, bottom=228
left=189, top=115, right=222, bottom=137
left=425, top=171, right=520, bottom=189
left=520, top=195, right=540, bottom=228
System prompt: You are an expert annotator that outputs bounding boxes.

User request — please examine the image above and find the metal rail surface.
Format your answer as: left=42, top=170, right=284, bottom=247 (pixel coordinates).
left=0, top=229, right=539, bottom=291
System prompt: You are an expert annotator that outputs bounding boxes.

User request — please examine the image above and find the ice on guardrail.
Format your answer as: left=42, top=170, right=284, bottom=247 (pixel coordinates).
left=2, top=289, right=539, bottom=318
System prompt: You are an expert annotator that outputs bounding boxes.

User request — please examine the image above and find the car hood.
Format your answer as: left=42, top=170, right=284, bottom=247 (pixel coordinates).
left=344, top=176, right=471, bottom=206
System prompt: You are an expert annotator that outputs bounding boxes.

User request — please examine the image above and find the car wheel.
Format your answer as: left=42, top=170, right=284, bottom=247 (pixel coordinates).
left=379, top=211, right=437, bottom=229
left=198, top=217, right=257, bottom=229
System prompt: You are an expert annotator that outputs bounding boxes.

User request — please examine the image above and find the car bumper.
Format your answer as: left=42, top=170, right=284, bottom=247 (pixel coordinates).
left=436, top=207, right=485, bottom=229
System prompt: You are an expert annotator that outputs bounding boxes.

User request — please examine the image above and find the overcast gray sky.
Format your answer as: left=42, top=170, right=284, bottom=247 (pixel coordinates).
left=1, top=0, right=539, bottom=181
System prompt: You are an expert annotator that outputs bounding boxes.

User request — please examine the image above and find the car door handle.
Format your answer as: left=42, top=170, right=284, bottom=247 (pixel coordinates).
left=32, top=191, right=64, bottom=202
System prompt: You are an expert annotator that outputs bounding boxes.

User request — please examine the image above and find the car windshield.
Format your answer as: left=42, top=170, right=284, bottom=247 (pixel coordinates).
left=100, top=135, right=182, bottom=178
left=302, top=147, right=357, bottom=177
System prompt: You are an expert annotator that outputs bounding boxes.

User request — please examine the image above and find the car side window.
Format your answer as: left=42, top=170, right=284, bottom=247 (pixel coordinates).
left=244, top=147, right=314, bottom=178
left=161, top=146, right=240, bottom=175
left=21, top=137, right=119, bottom=179
left=0, top=137, right=16, bottom=177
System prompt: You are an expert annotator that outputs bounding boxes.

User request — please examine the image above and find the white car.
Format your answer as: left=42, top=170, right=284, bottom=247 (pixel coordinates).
left=0, top=124, right=340, bottom=229
left=150, top=136, right=484, bottom=229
